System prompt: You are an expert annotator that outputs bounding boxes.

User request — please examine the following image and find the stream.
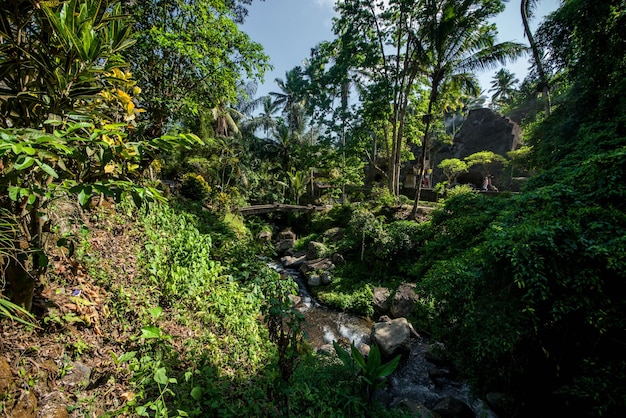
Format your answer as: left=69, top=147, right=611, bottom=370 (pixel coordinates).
left=269, top=261, right=498, bottom=417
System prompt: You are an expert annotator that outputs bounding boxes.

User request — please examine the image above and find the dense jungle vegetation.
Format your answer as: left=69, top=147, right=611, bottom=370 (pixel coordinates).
left=1, top=0, right=625, bottom=417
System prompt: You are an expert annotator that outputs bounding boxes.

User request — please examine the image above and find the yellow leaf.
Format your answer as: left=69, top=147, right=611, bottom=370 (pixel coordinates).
left=116, top=89, right=131, bottom=103
left=102, top=135, right=115, bottom=146
left=121, top=392, right=135, bottom=402
left=104, top=163, right=116, bottom=174
left=111, top=68, right=124, bottom=79
left=133, top=86, right=141, bottom=95
left=99, top=90, right=113, bottom=101
left=128, top=164, right=139, bottom=172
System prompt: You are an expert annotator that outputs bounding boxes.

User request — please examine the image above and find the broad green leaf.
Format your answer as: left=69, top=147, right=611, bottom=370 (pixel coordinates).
left=7, top=187, right=26, bottom=201
left=77, top=187, right=92, bottom=206
left=37, top=162, right=59, bottom=178
left=10, top=143, right=22, bottom=154
left=20, top=146, right=37, bottom=156
left=351, top=343, right=367, bottom=370
left=376, top=354, right=401, bottom=378
left=116, top=351, right=137, bottom=364
left=14, top=156, right=35, bottom=170
left=8, top=188, right=19, bottom=201
left=190, top=386, right=203, bottom=400
left=141, top=326, right=161, bottom=339
left=333, top=341, right=352, bottom=367
left=148, top=306, right=162, bottom=319
left=154, top=367, right=169, bottom=385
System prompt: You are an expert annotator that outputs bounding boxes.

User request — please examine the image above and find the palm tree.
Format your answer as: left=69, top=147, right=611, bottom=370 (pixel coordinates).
left=270, top=68, right=308, bottom=134
left=521, top=0, right=551, bottom=116
left=247, top=96, right=281, bottom=138
left=409, top=0, right=527, bottom=217
left=489, top=68, right=519, bottom=108
left=210, top=102, right=244, bottom=138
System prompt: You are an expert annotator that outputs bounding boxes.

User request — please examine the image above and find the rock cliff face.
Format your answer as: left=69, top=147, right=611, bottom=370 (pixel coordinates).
left=432, top=107, right=522, bottom=189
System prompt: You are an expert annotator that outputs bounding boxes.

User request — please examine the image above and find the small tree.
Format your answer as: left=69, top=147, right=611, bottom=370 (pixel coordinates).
left=464, top=151, right=507, bottom=177
left=438, top=158, right=468, bottom=188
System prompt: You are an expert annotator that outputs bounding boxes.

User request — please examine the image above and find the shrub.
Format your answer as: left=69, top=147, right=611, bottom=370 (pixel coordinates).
left=369, top=185, right=395, bottom=207
left=180, top=173, right=212, bottom=201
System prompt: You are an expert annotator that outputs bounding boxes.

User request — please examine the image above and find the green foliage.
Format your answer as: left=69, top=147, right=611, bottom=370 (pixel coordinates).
left=139, top=203, right=220, bottom=303
left=259, top=270, right=304, bottom=412
left=316, top=283, right=374, bottom=318
left=0, top=0, right=135, bottom=127
left=0, top=295, right=37, bottom=328
left=0, top=0, right=204, bottom=310
left=278, top=169, right=309, bottom=205
left=333, top=342, right=401, bottom=401
left=369, top=185, right=396, bottom=208
left=126, top=0, right=271, bottom=137
left=310, top=203, right=355, bottom=233
left=180, top=173, right=212, bottom=201
left=445, top=183, right=476, bottom=198
left=464, top=150, right=508, bottom=176
left=438, top=158, right=468, bottom=186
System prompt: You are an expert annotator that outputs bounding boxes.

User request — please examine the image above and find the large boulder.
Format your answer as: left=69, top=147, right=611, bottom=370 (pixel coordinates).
left=372, top=287, right=391, bottom=314
left=281, top=252, right=307, bottom=268
left=300, top=258, right=335, bottom=274
left=307, top=241, right=329, bottom=260
left=430, top=396, right=475, bottom=418
left=390, top=283, right=418, bottom=319
left=371, top=317, right=413, bottom=360
left=431, top=107, right=522, bottom=190
left=321, top=227, right=345, bottom=242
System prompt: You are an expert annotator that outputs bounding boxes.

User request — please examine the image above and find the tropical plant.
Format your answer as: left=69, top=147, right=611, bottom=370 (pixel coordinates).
left=333, top=341, right=401, bottom=401
left=0, top=0, right=202, bottom=310
left=278, top=169, right=309, bottom=204
left=489, top=68, right=519, bottom=109
left=270, top=68, right=309, bottom=135
left=0, top=0, right=135, bottom=128
left=180, top=173, right=212, bottom=201
left=246, top=96, right=281, bottom=138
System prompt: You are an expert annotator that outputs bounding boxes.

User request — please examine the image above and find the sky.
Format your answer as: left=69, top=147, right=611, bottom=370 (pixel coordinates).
left=240, top=0, right=561, bottom=101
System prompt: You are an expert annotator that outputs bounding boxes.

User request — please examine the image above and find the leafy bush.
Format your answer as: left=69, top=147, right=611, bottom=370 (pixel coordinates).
left=180, top=173, right=212, bottom=201
left=310, top=203, right=355, bottom=232
left=446, top=183, right=476, bottom=198
left=316, top=283, right=374, bottom=317
left=369, top=185, right=396, bottom=208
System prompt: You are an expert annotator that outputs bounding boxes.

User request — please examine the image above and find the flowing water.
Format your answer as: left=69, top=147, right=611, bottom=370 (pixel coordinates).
left=269, top=262, right=497, bottom=417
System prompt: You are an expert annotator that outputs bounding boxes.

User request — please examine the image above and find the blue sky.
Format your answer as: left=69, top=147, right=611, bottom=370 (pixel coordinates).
left=240, top=0, right=560, bottom=100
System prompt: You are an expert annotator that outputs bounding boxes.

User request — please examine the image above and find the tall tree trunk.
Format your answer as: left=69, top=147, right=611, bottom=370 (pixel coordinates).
left=411, top=84, right=438, bottom=218
left=521, top=0, right=551, bottom=117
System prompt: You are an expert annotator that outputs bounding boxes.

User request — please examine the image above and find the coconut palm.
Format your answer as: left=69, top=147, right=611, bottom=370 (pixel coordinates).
left=210, top=102, right=245, bottom=138
left=270, top=68, right=308, bottom=134
left=247, top=96, right=281, bottom=138
left=489, top=68, right=519, bottom=108
left=409, top=0, right=527, bottom=216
